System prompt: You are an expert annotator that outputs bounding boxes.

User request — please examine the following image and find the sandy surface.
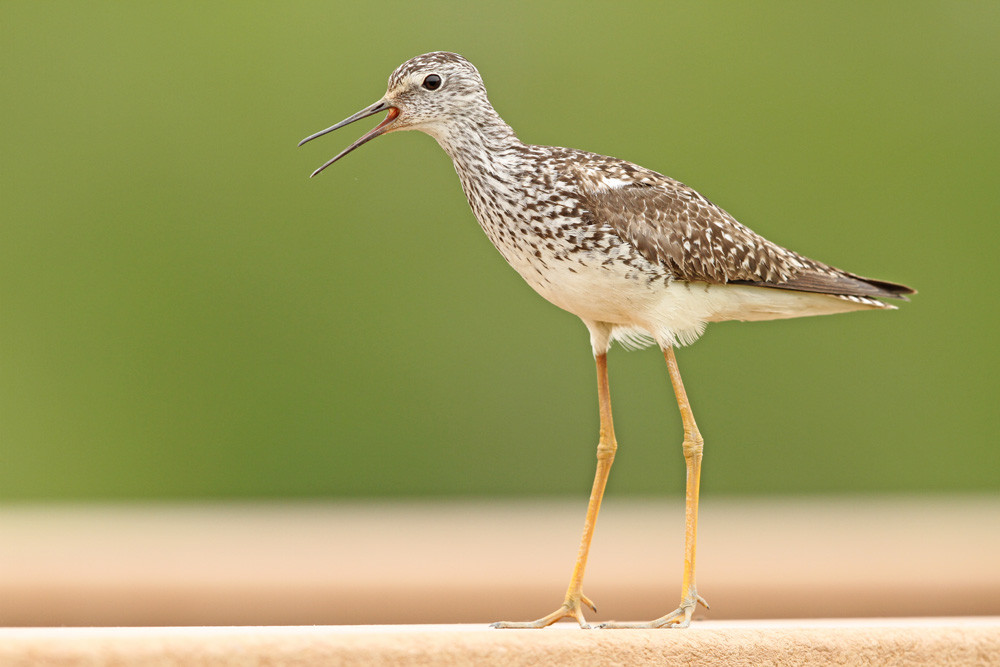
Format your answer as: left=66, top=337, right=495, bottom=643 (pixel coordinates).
left=1, top=619, right=998, bottom=666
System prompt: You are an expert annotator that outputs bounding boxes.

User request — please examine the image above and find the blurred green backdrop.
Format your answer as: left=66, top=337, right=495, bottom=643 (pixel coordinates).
left=2, top=2, right=997, bottom=500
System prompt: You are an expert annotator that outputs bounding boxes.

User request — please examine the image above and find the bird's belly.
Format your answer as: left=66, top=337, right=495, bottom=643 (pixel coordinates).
left=510, top=253, right=668, bottom=327
left=508, top=253, right=875, bottom=347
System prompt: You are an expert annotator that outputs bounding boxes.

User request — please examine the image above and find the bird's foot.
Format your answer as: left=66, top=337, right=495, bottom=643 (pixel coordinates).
left=490, top=592, right=597, bottom=629
left=598, top=592, right=709, bottom=629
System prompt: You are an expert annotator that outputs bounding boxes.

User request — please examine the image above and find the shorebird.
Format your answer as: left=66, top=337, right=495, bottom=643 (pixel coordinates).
left=299, top=52, right=913, bottom=629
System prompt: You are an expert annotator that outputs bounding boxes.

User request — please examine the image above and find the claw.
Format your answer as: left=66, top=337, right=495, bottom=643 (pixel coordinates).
left=491, top=593, right=596, bottom=629
left=597, top=591, right=708, bottom=629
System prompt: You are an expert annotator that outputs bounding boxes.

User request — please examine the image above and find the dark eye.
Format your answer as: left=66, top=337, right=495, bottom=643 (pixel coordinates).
left=422, top=74, right=442, bottom=91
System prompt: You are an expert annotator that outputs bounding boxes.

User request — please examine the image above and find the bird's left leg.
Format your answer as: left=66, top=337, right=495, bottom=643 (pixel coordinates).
left=601, top=346, right=709, bottom=629
left=491, top=350, right=617, bottom=629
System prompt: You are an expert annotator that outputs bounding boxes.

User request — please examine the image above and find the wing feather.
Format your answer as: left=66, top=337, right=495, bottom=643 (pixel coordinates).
left=577, top=171, right=913, bottom=301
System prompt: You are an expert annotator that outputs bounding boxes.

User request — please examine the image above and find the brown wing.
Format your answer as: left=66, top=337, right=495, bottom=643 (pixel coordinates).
left=577, top=173, right=913, bottom=301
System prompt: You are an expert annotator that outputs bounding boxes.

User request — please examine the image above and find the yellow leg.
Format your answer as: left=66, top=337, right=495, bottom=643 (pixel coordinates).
left=492, top=352, right=617, bottom=629
left=601, top=346, right=709, bottom=629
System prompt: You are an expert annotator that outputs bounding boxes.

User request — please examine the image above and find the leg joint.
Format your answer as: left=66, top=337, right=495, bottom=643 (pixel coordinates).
left=682, top=431, right=703, bottom=460
left=596, top=437, right=617, bottom=461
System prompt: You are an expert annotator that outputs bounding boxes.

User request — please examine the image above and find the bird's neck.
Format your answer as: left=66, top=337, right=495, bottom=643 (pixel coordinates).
left=424, top=108, right=543, bottom=255
left=427, top=107, right=524, bottom=176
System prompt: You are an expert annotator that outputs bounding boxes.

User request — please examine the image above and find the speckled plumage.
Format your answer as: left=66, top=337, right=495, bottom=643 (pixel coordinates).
left=317, top=51, right=911, bottom=350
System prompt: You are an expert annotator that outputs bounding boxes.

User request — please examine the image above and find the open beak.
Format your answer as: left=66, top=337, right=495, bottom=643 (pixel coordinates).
left=298, top=100, right=400, bottom=178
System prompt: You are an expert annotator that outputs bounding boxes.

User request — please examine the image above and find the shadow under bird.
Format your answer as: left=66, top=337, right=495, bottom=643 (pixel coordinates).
left=299, top=51, right=914, bottom=629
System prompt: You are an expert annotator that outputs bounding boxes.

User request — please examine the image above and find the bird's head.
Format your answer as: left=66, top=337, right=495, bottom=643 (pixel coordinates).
left=299, top=52, right=491, bottom=177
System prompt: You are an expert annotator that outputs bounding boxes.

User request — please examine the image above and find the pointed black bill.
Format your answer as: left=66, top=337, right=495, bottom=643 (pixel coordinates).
left=299, top=100, right=400, bottom=177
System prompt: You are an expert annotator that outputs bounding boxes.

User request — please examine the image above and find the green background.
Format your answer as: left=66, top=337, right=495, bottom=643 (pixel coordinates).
left=2, top=2, right=997, bottom=500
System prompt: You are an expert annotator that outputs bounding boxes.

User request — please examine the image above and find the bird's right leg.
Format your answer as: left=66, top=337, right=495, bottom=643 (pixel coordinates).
left=491, top=351, right=617, bottom=629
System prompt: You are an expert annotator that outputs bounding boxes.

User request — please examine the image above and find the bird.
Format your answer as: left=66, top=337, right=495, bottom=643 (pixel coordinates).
left=298, top=51, right=914, bottom=629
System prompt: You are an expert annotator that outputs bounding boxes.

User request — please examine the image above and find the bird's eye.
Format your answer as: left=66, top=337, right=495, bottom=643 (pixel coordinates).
left=422, top=74, right=442, bottom=91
